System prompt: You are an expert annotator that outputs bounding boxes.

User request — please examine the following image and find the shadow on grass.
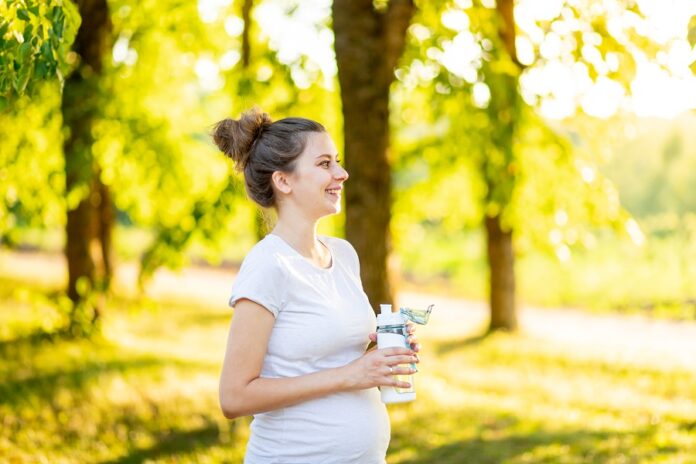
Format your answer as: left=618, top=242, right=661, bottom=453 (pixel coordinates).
left=0, top=357, right=176, bottom=405
left=0, top=328, right=71, bottom=353
left=397, top=428, right=658, bottom=464
left=99, top=420, right=226, bottom=464
left=391, top=408, right=675, bottom=464
left=434, top=333, right=490, bottom=356
left=0, top=331, right=210, bottom=406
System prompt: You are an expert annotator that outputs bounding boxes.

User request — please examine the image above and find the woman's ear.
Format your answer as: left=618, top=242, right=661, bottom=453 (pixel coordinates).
left=272, top=171, right=292, bottom=195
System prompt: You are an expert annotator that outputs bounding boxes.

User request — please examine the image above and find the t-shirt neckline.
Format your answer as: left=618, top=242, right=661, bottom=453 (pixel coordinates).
left=267, top=233, right=335, bottom=272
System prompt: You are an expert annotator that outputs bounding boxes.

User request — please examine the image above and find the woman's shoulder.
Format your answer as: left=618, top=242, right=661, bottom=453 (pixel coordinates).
left=321, top=235, right=359, bottom=266
left=239, top=235, right=289, bottom=270
left=322, top=235, right=355, bottom=253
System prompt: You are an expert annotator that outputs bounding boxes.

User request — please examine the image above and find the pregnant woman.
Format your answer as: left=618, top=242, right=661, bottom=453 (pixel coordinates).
left=214, top=108, right=420, bottom=463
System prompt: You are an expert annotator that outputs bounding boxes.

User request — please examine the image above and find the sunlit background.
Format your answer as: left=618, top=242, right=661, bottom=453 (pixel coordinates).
left=2, top=0, right=696, bottom=462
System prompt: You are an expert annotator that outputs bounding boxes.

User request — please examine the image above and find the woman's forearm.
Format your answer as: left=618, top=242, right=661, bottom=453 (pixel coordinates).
left=220, top=365, right=354, bottom=419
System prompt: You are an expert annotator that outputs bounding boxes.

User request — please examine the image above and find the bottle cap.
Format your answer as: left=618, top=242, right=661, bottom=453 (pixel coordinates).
left=376, top=303, right=405, bottom=326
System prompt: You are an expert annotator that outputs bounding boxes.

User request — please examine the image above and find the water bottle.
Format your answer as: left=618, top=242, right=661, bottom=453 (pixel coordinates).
left=376, top=303, right=434, bottom=404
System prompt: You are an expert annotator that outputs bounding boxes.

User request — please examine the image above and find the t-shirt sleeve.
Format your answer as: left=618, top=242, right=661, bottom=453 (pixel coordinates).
left=228, top=251, right=285, bottom=318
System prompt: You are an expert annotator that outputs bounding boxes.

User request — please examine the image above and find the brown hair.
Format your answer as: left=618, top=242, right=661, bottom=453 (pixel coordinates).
left=212, top=108, right=326, bottom=208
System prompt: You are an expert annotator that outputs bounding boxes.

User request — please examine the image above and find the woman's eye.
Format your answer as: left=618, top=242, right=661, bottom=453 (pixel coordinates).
left=321, top=161, right=330, bottom=167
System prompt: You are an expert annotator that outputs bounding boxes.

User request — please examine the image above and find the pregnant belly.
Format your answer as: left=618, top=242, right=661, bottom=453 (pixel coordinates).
left=247, top=389, right=390, bottom=464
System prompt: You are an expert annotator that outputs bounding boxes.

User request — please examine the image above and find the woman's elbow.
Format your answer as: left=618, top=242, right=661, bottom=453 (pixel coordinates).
left=221, top=405, right=241, bottom=420
left=219, top=389, right=246, bottom=419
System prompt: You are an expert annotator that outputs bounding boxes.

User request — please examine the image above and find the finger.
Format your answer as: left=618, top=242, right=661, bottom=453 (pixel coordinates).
left=394, top=379, right=412, bottom=389
left=368, top=332, right=377, bottom=342
left=390, top=365, right=417, bottom=375
left=406, top=322, right=416, bottom=334
left=406, top=335, right=418, bottom=345
left=407, top=336, right=420, bottom=352
left=386, top=354, right=419, bottom=365
left=380, top=346, right=414, bottom=357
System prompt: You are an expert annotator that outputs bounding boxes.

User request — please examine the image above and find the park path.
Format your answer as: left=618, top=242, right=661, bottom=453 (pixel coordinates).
left=2, top=249, right=695, bottom=371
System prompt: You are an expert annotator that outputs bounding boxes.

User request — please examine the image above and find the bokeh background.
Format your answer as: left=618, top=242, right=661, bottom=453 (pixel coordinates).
left=1, top=0, right=696, bottom=462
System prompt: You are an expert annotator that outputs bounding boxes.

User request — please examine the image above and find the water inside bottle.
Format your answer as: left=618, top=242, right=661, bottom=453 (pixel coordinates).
left=399, top=304, right=434, bottom=325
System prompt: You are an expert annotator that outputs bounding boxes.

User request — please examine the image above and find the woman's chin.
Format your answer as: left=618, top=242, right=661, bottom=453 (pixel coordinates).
left=322, top=203, right=341, bottom=216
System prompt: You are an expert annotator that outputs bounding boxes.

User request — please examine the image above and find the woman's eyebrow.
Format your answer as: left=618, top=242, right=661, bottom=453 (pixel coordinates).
left=315, top=153, right=340, bottom=159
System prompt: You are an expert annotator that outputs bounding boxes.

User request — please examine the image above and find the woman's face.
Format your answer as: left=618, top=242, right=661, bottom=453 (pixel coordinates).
left=280, top=131, right=349, bottom=218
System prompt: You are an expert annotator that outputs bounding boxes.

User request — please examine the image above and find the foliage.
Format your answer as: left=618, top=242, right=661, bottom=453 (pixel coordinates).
left=102, top=0, right=343, bottom=284
left=603, top=115, right=696, bottom=218
left=0, top=0, right=80, bottom=106
left=1, top=0, right=694, bottom=316
left=390, top=0, right=692, bottom=266
left=0, top=83, right=64, bottom=245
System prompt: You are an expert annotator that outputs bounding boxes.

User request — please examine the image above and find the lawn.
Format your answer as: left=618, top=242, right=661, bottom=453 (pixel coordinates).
left=1, top=275, right=695, bottom=463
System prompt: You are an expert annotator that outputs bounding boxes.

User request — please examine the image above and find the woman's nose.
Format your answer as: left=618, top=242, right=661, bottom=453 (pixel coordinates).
left=335, top=165, right=349, bottom=181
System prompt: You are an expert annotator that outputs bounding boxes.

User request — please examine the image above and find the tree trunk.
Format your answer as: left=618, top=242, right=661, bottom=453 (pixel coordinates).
left=239, top=0, right=268, bottom=241
left=485, top=215, right=517, bottom=331
left=62, top=0, right=112, bottom=330
left=332, top=0, right=414, bottom=312
left=481, top=0, right=523, bottom=332
left=96, top=172, right=115, bottom=292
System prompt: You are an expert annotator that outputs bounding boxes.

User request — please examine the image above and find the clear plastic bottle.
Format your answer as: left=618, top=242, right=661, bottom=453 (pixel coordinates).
left=376, top=304, right=417, bottom=403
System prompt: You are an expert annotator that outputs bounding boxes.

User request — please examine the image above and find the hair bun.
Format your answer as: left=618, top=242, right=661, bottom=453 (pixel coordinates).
left=212, top=108, right=272, bottom=170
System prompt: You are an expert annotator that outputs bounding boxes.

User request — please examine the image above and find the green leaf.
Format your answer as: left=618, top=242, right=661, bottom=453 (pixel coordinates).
left=17, top=9, right=30, bottom=21
left=35, top=59, right=48, bottom=79
left=18, top=41, right=33, bottom=62
left=13, top=65, right=31, bottom=93
left=41, top=41, right=53, bottom=61
left=28, top=5, right=40, bottom=17
left=54, top=19, right=64, bottom=39
left=51, top=6, right=64, bottom=23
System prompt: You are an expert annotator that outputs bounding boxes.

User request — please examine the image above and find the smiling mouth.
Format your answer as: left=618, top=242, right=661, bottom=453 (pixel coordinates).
left=325, top=188, right=341, bottom=198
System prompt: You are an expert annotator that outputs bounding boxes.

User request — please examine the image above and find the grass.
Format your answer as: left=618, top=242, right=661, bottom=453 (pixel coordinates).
left=1, top=275, right=695, bottom=463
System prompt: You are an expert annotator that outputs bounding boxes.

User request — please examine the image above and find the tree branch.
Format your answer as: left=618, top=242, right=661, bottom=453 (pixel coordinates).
left=496, top=0, right=525, bottom=70
left=241, top=0, right=253, bottom=68
left=381, top=0, right=415, bottom=80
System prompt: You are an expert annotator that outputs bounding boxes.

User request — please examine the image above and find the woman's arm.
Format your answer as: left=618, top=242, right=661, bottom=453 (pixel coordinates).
left=219, top=298, right=417, bottom=419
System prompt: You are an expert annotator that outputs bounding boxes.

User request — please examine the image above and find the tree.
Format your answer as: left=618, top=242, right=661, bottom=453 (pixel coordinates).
left=391, top=0, right=692, bottom=331
left=479, top=0, right=521, bottom=330
left=333, top=0, right=415, bottom=311
left=61, top=0, right=113, bottom=334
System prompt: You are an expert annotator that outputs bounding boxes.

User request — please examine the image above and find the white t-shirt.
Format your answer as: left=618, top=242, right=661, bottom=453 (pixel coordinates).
left=229, top=233, right=390, bottom=464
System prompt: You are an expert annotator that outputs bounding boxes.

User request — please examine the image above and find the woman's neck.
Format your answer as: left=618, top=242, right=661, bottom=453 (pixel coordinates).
left=271, top=216, right=326, bottom=262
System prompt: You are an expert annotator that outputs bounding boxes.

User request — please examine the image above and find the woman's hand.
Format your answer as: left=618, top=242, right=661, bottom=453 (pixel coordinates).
left=368, top=321, right=421, bottom=354
left=341, top=346, right=418, bottom=391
